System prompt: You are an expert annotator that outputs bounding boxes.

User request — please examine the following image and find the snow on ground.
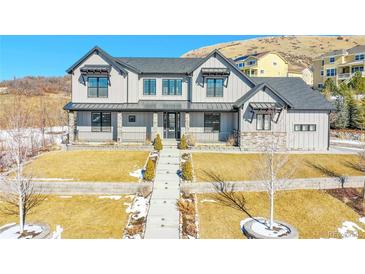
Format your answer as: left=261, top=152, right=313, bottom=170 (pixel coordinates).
left=332, top=139, right=364, bottom=145
left=200, top=199, right=217, bottom=203
left=0, top=224, right=43, bottom=239
left=338, top=221, right=365, bottom=239
left=51, top=225, right=63, bottom=239
left=129, top=168, right=144, bottom=179
left=359, top=217, right=365, bottom=225
left=98, top=195, right=122, bottom=200
left=126, top=196, right=149, bottom=220
left=240, top=217, right=290, bottom=238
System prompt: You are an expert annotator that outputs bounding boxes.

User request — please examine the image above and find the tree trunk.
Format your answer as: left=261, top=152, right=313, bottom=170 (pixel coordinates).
left=19, top=194, right=24, bottom=234
left=270, top=183, right=274, bottom=230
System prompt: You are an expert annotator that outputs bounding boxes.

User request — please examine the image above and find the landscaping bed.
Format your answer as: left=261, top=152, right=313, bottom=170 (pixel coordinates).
left=23, top=150, right=149, bottom=182
left=197, top=190, right=365, bottom=239
left=326, top=188, right=365, bottom=216
left=192, top=153, right=364, bottom=182
left=0, top=195, right=130, bottom=239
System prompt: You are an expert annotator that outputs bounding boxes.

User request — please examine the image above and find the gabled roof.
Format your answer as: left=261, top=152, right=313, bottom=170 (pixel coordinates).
left=234, top=82, right=294, bottom=108
left=348, top=45, right=365, bottom=54
left=114, top=57, right=202, bottom=74
left=251, top=78, right=334, bottom=111
left=234, top=51, right=288, bottom=64
left=66, top=46, right=129, bottom=75
left=188, top=49, right=256, bottom=86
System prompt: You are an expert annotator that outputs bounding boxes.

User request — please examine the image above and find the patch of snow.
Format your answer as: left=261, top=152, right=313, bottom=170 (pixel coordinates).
left=0, top=224, right=43, bottom=239
left=129, top=168, right=143, bottom=179
left=59, top=196, right=72, bottom=199
left=51, top=225, right=63, bottom=239
left=0, top=222, right=16, bottom=230
left=150, top=152, right=159, bottom=158
left=200, top=199, right=217, bottom=203
left=241, top=217, right=290, bottom=238
left=98, top=195, right=122, bottom=200
left=332, top=139, right=364, bottom=145
left=359, top=217, right=365, bottom=225
left=126, top=196, right=149, bottom=220
left=338, top=221, right=365, bottom=239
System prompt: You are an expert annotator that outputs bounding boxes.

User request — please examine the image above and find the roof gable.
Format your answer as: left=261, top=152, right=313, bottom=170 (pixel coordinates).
left=66, top=46, right=128, bottom=75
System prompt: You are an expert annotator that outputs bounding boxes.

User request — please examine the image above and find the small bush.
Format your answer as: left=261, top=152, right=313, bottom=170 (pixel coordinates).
left=176, top=198, right=195, bottom=215
left=144, top=158, right=155, bottom=181
left=182, top=159, right=193, bottom=181
left=178, top=134, right=188, bottom=150
left=153, top=134, right=163, bottom=151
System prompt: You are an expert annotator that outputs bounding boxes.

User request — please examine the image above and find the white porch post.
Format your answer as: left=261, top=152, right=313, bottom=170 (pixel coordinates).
left=185, top=112, right=190, bottom=135
left=152, top=112, right=158, bottom=140
left=238, top=107, right=243, bottom=147
left=68, top=111, right=77, bottom=143
left=117, top=112, right=123, bottom=143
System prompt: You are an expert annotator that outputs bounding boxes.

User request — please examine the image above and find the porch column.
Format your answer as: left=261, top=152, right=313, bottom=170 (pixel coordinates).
left=68, top=111, right=77, bottom=143
left=117, top=112, right=123, bottom=143
left=238, top=107, right=243, bottom=147
left=185, top=112, right=190, bottom=135
left=152, top=112, right=158, bottom=139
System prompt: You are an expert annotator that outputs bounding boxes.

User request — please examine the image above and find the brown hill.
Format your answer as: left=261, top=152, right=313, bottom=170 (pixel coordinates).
left=182, top=35, right=365, bottom=71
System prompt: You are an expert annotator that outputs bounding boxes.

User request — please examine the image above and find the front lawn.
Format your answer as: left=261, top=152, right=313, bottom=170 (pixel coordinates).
left=197, top=190, right=365, bottom=239
left=192, top=153, right=364, bottom=182
left=24, top=150, right=149, bottom=182
left=0, top=195, right=131, bottom=239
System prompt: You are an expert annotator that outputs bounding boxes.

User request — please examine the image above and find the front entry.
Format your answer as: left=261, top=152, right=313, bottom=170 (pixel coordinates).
left=163, top=112, right=180, bottom=139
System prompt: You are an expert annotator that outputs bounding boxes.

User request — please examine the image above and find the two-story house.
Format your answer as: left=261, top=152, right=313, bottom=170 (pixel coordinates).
left=64, top=46, right=333, bottom=151
left=313, top=45, right=365, bottom=89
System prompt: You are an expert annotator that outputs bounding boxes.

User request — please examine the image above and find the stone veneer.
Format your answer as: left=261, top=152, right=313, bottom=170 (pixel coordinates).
left=68, top=111, right=77, bottom=143
left=239, top=132, right=287, bottom=151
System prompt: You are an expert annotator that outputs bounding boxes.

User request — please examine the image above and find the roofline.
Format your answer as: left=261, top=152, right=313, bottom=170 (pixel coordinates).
left=66, top=46, right=129, bottom=75
left=187, top=49, right=257, bottom=87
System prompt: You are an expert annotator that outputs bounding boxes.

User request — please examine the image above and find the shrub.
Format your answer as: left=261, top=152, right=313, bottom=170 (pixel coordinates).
left=144, top=158, right=155, bottom=181
left=178, top=134, right=188, bottom=150
left=186, top=135, right=196, bottom=147
left=182, top=159, right=193, bottom=181
left=153, top=134, right=163, bottom=151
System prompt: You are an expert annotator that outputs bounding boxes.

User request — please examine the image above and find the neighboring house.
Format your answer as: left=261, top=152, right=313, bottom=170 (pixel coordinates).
left=313, top=45, right=365, bottom=89
left=0, top=87, right=8, bottom=94
left=64, top=46, right=334, bottom=151
left=287, top=67, right=314, bottom=87
left=234, top=52, right=289, bottom=77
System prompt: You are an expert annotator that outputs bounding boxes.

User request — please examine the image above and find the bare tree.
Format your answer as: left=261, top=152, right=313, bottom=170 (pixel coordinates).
left=251, top=133, right=297, bottom=229
left=0, top=96, right=44, bottom=234
left=38, top=96, right=49, bottom=148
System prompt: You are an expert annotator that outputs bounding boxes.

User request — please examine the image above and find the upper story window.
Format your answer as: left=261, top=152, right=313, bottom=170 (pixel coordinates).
left=352, top=66, right=364, bottom=73
left=204, top=113, right=220, bottom=132
left=143, top=79, right=156, bottom=95
left=206, top=78, right=224, bottom=97
left=238, top=63, right=244, bottom=68
left=91, top=112, right=111, bottom=132
left=256, top=114, right=271, bottom=131
left=248, top=60, right=256, bottom=66
left=355, top=54, right=365, bottom=61
left=321, top=60, right=325, bottom=66
left=326, top=68, right=336, bottom=77
left=162, top=79, right=182, bottom=95
left=88, top=77, right=108, bottom=98
left=329, top=57, right=335, bottom=63
left=321, top=70, right=324, bottom=76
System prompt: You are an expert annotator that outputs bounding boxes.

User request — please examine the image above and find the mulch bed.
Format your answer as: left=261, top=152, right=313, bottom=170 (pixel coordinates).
left=326, top=188, right=365, bottom=216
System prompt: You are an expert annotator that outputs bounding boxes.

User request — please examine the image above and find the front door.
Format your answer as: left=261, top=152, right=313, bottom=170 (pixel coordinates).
left=163, top=112, right=180, bottom=139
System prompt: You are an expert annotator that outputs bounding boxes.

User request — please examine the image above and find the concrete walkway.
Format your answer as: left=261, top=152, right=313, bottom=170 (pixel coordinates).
left=144, top=145, right=180, bottom=239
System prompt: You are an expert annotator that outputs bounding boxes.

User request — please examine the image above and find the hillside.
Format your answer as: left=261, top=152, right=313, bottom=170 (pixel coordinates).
left=182, top=35, right=365, bottom=71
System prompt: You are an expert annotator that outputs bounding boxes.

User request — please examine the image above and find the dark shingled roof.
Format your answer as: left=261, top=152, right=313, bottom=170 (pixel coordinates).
left=348, top=45, right=365, bottom=54
left=115, top=57, right=203, bottom=74
left=252, top=77, right=334, bottom=110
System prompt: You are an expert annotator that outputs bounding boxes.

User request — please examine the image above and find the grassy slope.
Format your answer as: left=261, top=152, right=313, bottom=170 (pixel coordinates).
left=24, top=150, right=149, bottom=182
left=192, top=153, right=364, bottom=182
left=197, top=190, right=365, bottom=239
left=0, top=195, right=131, bottom=239
left=182, top=35, right=365, bottom=70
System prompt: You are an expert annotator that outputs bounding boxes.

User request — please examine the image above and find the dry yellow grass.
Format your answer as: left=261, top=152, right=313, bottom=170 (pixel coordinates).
left=192, top=153, right=364, bottom=182
left=24, top=150, right=149, bottom=182
left=197, top=190, right=365, bottom=239
left=0, top=195, right=131, bottom=239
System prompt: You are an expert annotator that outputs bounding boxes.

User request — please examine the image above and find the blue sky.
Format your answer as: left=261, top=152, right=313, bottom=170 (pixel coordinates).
left=0, top=35, right=268, bottom=81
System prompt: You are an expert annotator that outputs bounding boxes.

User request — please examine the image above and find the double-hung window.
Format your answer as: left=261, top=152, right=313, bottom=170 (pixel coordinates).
left=162, top=79, right=182, bottom=95
left=256, top=114, right=271, bottom=130
left=326, top=68, right=336, bottom=77
left=355, top=54, right=365, bottom=61
left=329, top=57, right=335, bottom=63
left=248, top=60, right=256, bottom=66
left=143, top=79, right=156, bottom=95
left=204, top=113, right=220, bottom=132
left=91, top=112, right=111, bottom=132
left=88, top=77, right=108, bottom=98
left=206, top=78, right=224, bottom=97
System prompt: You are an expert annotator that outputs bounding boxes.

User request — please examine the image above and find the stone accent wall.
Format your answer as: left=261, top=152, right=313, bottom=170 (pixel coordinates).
left=152, top=112, right=158, bottom=139
left=185, top=112, right=190, bottom=134
left=68, top=111, right=77, bottom=143
left=117, top=112, right=123, bottom=143
left=239, top=132, right=286, bottom=151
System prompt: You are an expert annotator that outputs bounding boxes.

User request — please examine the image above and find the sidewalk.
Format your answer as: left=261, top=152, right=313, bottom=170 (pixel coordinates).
left=144, top=146, right=180, bottom=239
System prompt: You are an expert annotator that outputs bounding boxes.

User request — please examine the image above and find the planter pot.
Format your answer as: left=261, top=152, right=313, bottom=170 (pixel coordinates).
left=241, top=217, right=299, bottom=239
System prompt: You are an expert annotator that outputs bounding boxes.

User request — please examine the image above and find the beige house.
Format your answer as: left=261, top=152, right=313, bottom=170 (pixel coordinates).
left=287, top=67, right=313, bottom=87
left=234, top=52, right=289, bottom=77
left=313, top=45, right=365, bottom=89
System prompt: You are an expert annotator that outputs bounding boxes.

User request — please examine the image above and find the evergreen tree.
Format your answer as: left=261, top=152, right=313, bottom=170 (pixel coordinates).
left=331, top=96, right=349, bottom=129
left=322, top=78, right=338, bottom=99
left=348, top=71, right=365, bottom=94
left=153, top=134, right=163, bottom=151
left=357, top=97, right=365, bottom=130
left=346, top=94, right=361, bottom=129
